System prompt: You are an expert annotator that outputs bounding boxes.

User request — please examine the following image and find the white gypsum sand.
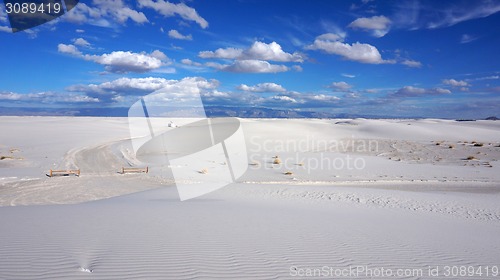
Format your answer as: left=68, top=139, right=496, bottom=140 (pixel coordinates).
left=0, top=117, right=499, bottom=279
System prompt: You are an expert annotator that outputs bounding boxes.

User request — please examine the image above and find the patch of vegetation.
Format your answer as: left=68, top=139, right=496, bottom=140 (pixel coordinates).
left=199, top=168, right=208, bottom=174
left=273, top=156, right=282, bottom=164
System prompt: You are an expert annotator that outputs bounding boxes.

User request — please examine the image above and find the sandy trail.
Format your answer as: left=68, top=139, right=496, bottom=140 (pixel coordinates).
left=0, top=139, right=167, bottom=206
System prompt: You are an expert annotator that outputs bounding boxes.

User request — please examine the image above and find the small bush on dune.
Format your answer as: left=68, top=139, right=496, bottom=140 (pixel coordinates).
left=199, top=168, right=208, bottom=174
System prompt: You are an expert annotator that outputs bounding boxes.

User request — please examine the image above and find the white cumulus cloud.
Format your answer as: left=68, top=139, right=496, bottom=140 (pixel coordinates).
left=181, top=58, right=203, bottom=67
left=272, top=95, right=297, bottom=103
left=57, top=43, right=170, bottom=73
left=65, top=0, right=148, bottom=27
left=58, top=43, right=83, bottom=56
left=243, top=41, right=305, bottom=62
left=219, top=60, right=289, bottom=73
left=199, top=47, right=243, bottom=59
left=67, top=76, right=221, bottom=105
left=168, top=29, right=192, bottom=40
left=393, top=86, right=451, bottom=97
left=199, top=41, right=305, bottom=62
left=306, top=33, right=391, bottom=64
left=87, top=51, right=168, bottom=73
left=329, top=81, right=353, bottom=92
left=237, top=83, right=286, bottom=93
left=442, top=79, right=470, bottom=87
left=348, top=15, right=392, bottom=37
left=73, top=38, right=91, bottom=48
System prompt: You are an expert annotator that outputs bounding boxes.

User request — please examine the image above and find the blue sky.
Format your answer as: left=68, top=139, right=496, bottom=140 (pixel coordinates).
left=0, top=0, right=499, bottom=118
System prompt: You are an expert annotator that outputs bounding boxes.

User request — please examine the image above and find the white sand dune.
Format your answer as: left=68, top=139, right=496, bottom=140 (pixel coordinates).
left=1, top=117, right=499, bottom=279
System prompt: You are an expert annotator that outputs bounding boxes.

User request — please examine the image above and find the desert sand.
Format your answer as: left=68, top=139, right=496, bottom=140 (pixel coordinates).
left=1, top=116, right=499, bottom=279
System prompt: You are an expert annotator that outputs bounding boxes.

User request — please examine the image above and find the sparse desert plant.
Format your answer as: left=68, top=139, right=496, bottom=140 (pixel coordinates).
left=448, top=144, right=454, bottom=149
left=273, top=157, right=282, bottom=164
left=435, top=142, right=441, bottom=146
left=284, top=171, right=293, bottom=175
left=199, top=168, right=208, bottom=174
left=473, top=143, right=484, bottom=147
left=0, top=155, right=14, bottom=160
left=466, top=156, right=476, bottom=160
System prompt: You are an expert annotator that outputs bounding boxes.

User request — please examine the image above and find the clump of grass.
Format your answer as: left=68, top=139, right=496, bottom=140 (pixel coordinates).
left=199, top=168, right=208, bottom=174
left=284, top=171, right=293, bottom=175
left=483, top=162, right=492, bottom=168
left=273, top=156, right=282, bottom=164
left=0, top=156, right=14, bottom=160
left=466, top=156, right=476, bottom=160
left=473, top=143, right=484, bottom=147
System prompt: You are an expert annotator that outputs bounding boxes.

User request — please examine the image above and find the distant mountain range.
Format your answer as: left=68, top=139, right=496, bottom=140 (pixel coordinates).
left=0, top=106, right=496, bottom=120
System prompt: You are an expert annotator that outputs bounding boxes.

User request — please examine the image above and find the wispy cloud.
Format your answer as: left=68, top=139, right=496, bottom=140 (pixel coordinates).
left=460, top=34, right=478, bottom=44
left=401, top=59, right=422, bottom=68
left=138, top=0, right=208, bottom=29
left=0, top=91, right=99, bottom=103
left=393, top=0, right=500, bottom=30
left=341, top=73, right=356, bottom=78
